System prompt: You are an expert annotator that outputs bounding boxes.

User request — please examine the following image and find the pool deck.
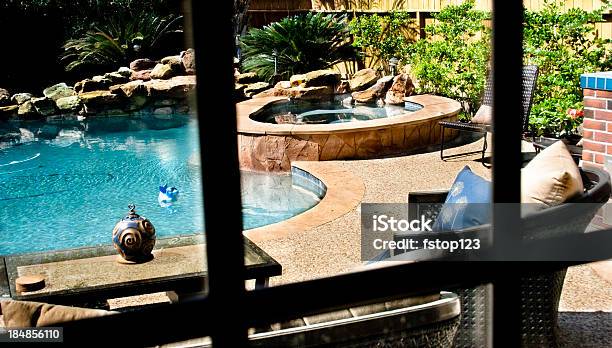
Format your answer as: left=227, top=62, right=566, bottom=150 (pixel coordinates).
left=254, top=136, right=611, bottom=347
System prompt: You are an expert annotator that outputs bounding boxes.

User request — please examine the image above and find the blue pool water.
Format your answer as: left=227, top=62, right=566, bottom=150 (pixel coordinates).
left=0, top=116, right=321, bottom=255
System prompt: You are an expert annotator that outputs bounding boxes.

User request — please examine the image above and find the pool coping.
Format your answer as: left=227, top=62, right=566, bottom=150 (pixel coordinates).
left=236, top=94, right=461, bottom=136
left=244, top=161, right=366, bottom=242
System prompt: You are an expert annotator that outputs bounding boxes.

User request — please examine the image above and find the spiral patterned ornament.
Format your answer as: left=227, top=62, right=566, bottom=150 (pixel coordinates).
left=112, top=204, right=156, bottom=263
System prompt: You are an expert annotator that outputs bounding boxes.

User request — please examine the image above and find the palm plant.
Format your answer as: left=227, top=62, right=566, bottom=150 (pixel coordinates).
left=240, top=12, right=356, bottom=81
left=61, top=13, right=183, bottom=72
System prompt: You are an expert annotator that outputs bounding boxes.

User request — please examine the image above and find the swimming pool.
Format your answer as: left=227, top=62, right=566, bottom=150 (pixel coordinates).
left=0, top=116, right=321, bottom=255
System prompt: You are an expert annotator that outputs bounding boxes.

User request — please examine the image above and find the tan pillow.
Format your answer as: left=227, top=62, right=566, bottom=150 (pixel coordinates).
left=471, top=105, right=492, bottom=124
left=1, top=300, right=114, bottom=327
left=521, top=141, right=583, bottom=210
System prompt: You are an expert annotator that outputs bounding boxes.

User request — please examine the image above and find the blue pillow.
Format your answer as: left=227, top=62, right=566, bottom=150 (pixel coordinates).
left=432, top=166, right=492, bottom=231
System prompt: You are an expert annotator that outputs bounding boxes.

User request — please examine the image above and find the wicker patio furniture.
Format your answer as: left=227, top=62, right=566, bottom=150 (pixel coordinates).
left=390, top=165, right=610, bottom=347
left=439, top=65, right=539, bottom=163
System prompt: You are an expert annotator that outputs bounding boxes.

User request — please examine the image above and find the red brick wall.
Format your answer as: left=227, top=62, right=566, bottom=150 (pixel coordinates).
left=581, top=88, right=612, bottom=228
left=582, top=88, right=612, bottom=168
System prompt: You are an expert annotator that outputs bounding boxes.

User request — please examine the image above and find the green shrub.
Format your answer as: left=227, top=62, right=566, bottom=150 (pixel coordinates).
left=240, top=12, right=355, bottom=81
left=408, top=1, right=491, bottom=117
left=61, top=13, right=183, bottom=72
left=348, top=11, right=417, bottom=74
left=524, top=0, right=612, bottom=137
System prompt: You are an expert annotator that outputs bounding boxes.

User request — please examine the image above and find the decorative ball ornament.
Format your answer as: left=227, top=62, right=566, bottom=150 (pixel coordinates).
left=112, top=204, right=156, bottom=263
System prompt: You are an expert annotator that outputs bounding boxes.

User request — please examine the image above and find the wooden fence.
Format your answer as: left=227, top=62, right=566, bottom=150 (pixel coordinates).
left=248, top=0, right=612, bottom=38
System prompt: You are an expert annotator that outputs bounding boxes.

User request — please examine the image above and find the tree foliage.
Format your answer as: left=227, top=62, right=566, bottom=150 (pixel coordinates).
left=240, top=12, right=355, bottom=81
left=524, top=0, right=612, bottom=136
left=408, top=1, right=491, bottom=117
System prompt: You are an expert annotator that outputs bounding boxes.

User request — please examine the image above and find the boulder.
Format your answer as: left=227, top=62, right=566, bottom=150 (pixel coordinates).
left=289, top=74, right=307, bottom=87
left=161, top=56, right=184, bottom=74
left=244, top=82, right=271, bottom=98
left=31, top=97, right=57, bottom=116
left=349, top=69, right=378, bottom=92
left=303, top=70, right=341, bottom=87
left=180, top=48, right=196, bottom=74
left=150, top=64, right=175, bottom=80
left=11, top=93, right=33, bottom=105
left=236, top=72, right=259, bottom=84
left=79, top=91, right=120, bottom=113
left=18, top=101, right=38, bottom=118
left=43, top=83, right=76, bottom=101
left=0, top=105, right=18, bottom=119
left=129, top=58, right=157, bottom=71
left=253, top=86, right=334, bottom=100
left=75, top=78, right=111, bottom=93
left=385, top=73, right=415, bottom=105
left=274, top=81, right=292, bottom=89
left=117, top=67, right=133, bottom=77
left=130, top=69, right=152, bottom=81
left=55, top=96, right=82, bottom=112
left=0, top=88, right=10, bottom=106
left=110, top=80, right=147, bottom=98
left=144, top=75, right=197, bottom=99
left=351, top=76, right=394, bottom=104
left=104, top=72, right=129, bottom=84
left=235, top=84, right=247, bottom=99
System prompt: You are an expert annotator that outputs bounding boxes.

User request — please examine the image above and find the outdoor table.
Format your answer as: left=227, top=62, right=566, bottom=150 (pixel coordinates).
left=0, top=235, right=281, bottom=308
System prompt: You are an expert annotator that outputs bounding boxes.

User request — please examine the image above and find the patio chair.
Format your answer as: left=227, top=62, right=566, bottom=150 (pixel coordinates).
left=389, top=165, right=611, bottom=347
left=439, top=65, right=539, bottom=163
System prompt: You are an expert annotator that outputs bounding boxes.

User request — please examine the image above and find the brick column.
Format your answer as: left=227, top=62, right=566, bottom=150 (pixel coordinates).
left=580, top=71, right=612, bottom=227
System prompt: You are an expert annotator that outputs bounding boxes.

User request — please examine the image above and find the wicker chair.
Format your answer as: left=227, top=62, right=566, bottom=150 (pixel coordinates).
left=388, top=165, right=610, bottom=347
left=439, top=65, right=539, bottom=163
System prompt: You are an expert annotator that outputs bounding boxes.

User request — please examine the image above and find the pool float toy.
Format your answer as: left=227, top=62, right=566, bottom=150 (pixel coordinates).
left=158, top=184, right=179, bottom=207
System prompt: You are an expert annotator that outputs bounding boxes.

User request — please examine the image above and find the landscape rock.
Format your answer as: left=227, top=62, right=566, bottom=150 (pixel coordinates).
left=43, top=83, right=75, bottom=101
left=129, top=58, right=157, bottom=72
left=75, top=78, right=111, bottom=93
left=349, top=68, right=378, bottom=91
left=289, top=74, right=307, bottom=87
left=253, top=86, right=334, bottom=100
left=0, top=105, right=18, bottom=119
left=79, top=91, right=120, bottom=113
left=274, top=81, right=292, bottom=89
left=117, top=67, right=133, bottom=77
left=154, top=107, right=173, bottom=115
left=11, top=93, right=33, bottom=105
left=244, top=82, right=271, bottom=98
left=130, top=70, right=152, bottom=81
left=110, top=80, right=147, bottom=98
left=235, top=84, right=247, bottom=99
left=385, top=73, right=415, bottom=105
left=351, top=76, right=394, bottom=104
left=180, top=48, right=196, bottom=74
left=0, top=88, right=10, bottom=106
left=161, top=56, right=184, bottom=74
left=31, top=97, right=57, bottom=116
left=104, top=72, right=129, bottom=84
left=150, top=64, right=175, bottom=80
left=144, top=75, right=197, bottom=99
left=55, top=96, right=82, bottom=112
left=303, top=70, right=341, bottom=87
left=18, top=100, right=38, bottom=118
left=236, top=72, right=259, bottom=84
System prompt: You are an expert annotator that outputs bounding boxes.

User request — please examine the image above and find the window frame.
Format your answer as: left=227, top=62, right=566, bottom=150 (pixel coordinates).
left=57, top=1, right=612, bottom=347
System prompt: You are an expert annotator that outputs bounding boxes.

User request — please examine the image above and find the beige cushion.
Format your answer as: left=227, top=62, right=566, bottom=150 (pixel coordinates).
left=1, top=300, right=114, bottom=327
left=471, top=105, right=492, bottom=124
left=521, top=141, right=583, bottom=210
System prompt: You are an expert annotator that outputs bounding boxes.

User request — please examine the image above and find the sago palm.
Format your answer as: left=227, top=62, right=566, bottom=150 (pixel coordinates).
left=240, top=12, right=356, bottom=81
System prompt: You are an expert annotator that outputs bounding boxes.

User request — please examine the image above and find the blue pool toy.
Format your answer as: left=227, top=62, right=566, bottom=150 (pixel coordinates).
left=158, top=184, right=179, bottom=207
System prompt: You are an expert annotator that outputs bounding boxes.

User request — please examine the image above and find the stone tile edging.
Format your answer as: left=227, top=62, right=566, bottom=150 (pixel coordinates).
left=244, top=161, right=365, bottom=242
